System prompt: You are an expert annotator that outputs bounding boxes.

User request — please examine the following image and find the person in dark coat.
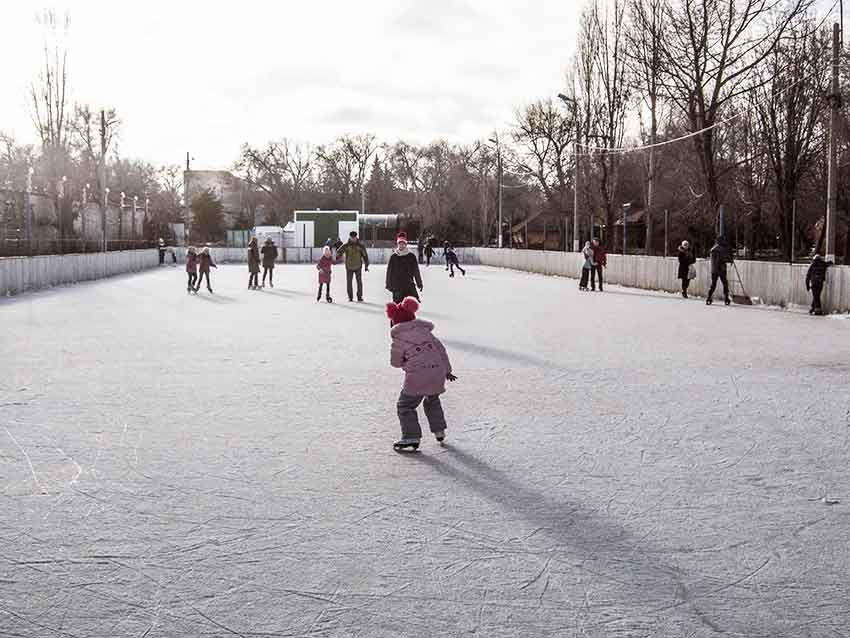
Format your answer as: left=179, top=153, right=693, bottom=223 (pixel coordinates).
left=445, top=247, right=466, bottom=277
left=261, top=238, right=278, bottom=288
left=806, top=254, right=834, bottom=315
left=590, top=238, right=606, bottom=292
left=417, top=237, right=425, bottom=264
left=197, top=246, right=217, bottom=293
left=386, top=232, right=423, bottom=302
left=247, top=237, right=260, bottom=290
left=442, top=240, right=452, bottom=270
left=158, top=238, right=166, bottom=265
left=424, top=240, right=434, bottom=266
left=677, top=240, right=696, bottom=298
left=706, top=236, right=732, bottom=306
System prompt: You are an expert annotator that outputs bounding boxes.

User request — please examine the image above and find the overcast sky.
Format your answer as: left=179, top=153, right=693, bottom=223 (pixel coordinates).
left=0, top=1, right=580, bottom=170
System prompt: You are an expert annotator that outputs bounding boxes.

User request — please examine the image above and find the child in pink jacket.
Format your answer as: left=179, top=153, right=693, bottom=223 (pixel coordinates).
left=386, top=296, right=456, bottom=452
left=316, top=246, right=334, bottom=303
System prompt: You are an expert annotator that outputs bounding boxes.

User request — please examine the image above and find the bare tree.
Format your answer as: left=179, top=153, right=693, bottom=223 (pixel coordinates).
left=575, top=0, right=630, bottom=250
left=660, top=0, right=816, bottom=219
left=30, top=9, right=72, bottom=175
left=512, top=99, right=574, bottom=222
left=315, top=134, right=378, bottom=210
left=754, top=19, right=829, bottom=260
left=626, top=0, right=666, bottom=253
left=236, top=139, right=315, bottom=223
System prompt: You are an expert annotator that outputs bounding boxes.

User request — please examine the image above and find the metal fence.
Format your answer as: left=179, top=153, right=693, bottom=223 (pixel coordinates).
left=0, top=239, right=157, bottom=258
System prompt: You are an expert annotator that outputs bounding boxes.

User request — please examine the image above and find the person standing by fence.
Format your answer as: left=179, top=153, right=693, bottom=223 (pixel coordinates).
left=579, top=241, right=594, bottom=291
left=261, top=238, right=278, bottom=288
left=677, top=240, right=696, bottom=298
left=590, top=238, right=606, bottom=292
left=336, top=231, right=370, bottom=302
left=706, top=236, right=732, bottom=306
left=247, top=237, right=260, bottom=290
left=806, top=254, right=834, bottom=315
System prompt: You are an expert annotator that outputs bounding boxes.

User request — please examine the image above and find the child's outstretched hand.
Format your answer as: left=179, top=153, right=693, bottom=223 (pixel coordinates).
left=446, top=373, right=458, bottom=382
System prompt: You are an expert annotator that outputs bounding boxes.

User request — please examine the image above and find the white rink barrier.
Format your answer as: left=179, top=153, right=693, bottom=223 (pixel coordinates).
left=461, top=248, right=850, bottom=313
left=0, top=249, right=159, bottom=297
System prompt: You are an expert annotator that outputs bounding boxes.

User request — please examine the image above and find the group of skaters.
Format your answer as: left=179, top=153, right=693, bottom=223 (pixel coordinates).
left=676, top=235, right=832, bottom=313
left=579, top=239, right=607, bottom=292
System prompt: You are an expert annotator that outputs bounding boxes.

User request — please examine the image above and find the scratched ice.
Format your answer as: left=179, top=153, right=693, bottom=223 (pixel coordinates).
left=1, top=264, right=848, bottom=637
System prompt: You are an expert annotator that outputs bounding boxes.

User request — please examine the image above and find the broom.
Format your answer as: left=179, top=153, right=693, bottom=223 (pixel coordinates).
left=730, top=262, right=753, bottom=305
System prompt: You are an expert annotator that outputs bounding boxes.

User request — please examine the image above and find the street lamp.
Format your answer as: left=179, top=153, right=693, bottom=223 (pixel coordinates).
left=558, top=93, right=581, bottom=252
left=133, top=195, right=138, bottom=243
left=103, top=187, right=110, bottom=251
left=120, top=192, right=126, bottom=241
left=60, top=176, right=67, bottom=253
left=26, top=167, right=33, bottom=247
left=488, top=134, right=503, bottom=249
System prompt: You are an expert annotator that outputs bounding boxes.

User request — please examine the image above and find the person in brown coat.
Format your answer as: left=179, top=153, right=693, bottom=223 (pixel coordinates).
left=247, top=237, right=260, bottom=290
left=197, top=246, right=217, bottom=293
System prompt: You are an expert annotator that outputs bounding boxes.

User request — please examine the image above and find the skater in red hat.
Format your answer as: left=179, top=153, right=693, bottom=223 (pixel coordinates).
left=386, top=296, right=457, bottom=452
left=386, top=232, right=423, bottom=303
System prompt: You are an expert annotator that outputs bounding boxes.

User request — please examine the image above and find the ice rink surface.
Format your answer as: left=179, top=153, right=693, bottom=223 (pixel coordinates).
left=2, top=263, right=849, bottom=637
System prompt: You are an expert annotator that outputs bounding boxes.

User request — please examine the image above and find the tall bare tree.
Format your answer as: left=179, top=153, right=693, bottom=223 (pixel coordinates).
left=626, top=0, right=666, bottom=253
left=236, top=139, right=315, bottom=222
left=660, top=0, right=816, bottom=220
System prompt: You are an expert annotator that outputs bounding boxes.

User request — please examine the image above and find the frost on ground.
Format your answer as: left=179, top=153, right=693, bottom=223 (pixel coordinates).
left=1, top=264, right=849, bottom=637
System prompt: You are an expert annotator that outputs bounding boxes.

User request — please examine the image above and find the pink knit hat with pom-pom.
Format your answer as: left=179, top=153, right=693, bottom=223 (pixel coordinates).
left=385, top=296, right=419, bottom=324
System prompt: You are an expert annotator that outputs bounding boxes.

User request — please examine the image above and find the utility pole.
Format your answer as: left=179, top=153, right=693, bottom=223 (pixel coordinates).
left=100, top=110, right=108, bottom=251
left=826, top=22, right=840, bottom=262
left=664, top=209, right=669, bottom=258
left=497, top=138, right=503, bottom=248
left=573, top=138, right=580, bottom=251
left=25, top=165, right=33, bottom=253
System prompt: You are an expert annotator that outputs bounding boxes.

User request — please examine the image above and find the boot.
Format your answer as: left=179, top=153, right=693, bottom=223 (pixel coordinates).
left=706, top=298, right=713, bottom=305
left=724, top=297, right=731, bottom=306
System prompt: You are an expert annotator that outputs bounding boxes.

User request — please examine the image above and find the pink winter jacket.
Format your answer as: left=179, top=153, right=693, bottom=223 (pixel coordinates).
left=390, top=319, right=452, bottom=397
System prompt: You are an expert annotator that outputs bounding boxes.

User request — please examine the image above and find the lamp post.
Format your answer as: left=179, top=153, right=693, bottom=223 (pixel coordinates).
left=58, top=175, right=67, bottom=253
left=488, top=134, right=503, bottom=249
left=120, top=191, right=126, bottom=242
left=557, top=93, right=580, bottom=252
left=25, top=166, right=33, bottom=251
left=103, top=187, right=110, bottom=251
left=132, top=195, right=138, bottom=244
left=145, top=197, right=149, bottom=246
left=82, top=183, right=89, bottom=250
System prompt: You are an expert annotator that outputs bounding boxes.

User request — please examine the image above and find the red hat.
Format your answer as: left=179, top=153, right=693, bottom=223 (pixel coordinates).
left=396, top=232, right=408, bottom=243
left=386, top=296, right=419, bottom=324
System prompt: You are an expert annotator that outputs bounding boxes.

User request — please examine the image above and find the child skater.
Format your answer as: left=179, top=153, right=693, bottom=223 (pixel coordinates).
left=316, top=245, right=334, bottom=303
left=386, top=296, right=457, bottom=452
left=197, top=246, right=217, bottom=293
left=247, top=237, right=260, bottom=290
left=186, top=246, right=198, bottom=294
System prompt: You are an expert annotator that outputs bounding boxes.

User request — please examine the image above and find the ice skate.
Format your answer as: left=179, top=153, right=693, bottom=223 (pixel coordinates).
left=706, top=298, right=713, bottom=305
left=326, top=296, right=333, bottom=303
left=434, top=430, right=445, bottom=443
left=724, top=297, right=731, bottom=306
left=393, top=438, right=420, bottom=453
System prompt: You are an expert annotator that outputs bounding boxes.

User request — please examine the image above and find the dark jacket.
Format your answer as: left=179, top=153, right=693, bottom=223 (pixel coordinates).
left=806, top=258, right=834, bottom=288
left=445, top=248, right=460, bottom=264
left=337, top=240, right=369, bottom=271
left=248, top=243, right=260, bottom=273
left=709, top=242, right=732, bottom=275
left=424, top=242, right=434, bottom=258
left=677, top=247, right=695, bottom=279
left=261, top=243, right=278, bottom=268
left=386, top=251, right=422, bottom=293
